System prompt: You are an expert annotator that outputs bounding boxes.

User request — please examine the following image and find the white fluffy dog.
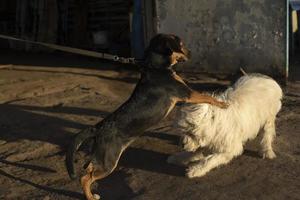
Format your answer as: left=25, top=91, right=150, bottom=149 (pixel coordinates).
left=168, top=74, right=283, bottom=178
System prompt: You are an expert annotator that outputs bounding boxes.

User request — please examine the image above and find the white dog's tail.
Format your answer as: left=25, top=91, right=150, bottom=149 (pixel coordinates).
left=240, top=67, right=248, bottom=76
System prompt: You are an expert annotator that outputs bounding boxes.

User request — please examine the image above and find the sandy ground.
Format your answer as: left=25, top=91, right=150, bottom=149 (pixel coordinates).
left=0, top=51, right=300, bottom=200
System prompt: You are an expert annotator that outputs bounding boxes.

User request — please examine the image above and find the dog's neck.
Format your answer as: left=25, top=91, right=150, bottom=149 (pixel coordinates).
left=144, top=52, right=173, bottom=70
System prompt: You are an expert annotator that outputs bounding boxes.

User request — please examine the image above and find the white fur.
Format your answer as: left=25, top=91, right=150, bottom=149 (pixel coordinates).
left=168, top=74, right=282, bottom=178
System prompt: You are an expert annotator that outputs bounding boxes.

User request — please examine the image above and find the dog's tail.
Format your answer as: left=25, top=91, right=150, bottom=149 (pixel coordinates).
left=66, top=127, right=96, bottom=179
left=240, top=67, right=248, bottom=76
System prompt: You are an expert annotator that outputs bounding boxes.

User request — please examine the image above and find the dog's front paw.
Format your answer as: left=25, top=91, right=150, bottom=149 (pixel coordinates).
left=186, top=165, right=206, bottom=178
left=263, top=150, right=276, bottom=159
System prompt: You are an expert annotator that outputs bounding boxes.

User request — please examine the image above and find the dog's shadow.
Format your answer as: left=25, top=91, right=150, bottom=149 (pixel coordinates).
left=0, top=169, right=84, bottom=199
left=120, top=147, right=185, bottom=177
left=243, top=149, right=261, bottom=158
left=95, top=170, right=141, bottom=200
left=94, top=131, right=184, bottom=199
left=0, top=103, right=184, bottom=199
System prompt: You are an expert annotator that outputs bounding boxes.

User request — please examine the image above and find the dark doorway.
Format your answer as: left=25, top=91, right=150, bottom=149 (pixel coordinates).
left=289, top=1, right=300, bottom=80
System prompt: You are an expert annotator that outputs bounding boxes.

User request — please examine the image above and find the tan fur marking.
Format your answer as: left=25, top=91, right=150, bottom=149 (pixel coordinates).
left=80, top=144, right=130, bottom=200
left=170, top=52, right=188, bottom=65
left=165, top=97, right=179, bottom=117
left=185, top=91, right=228, bottom=109
left=81, top=165, right=111, bottom=200
left=81, top=163, right=97, bottom=200
left=172, top=73, right=228, bottom=109
left=173, top=72, right=187, bottom=85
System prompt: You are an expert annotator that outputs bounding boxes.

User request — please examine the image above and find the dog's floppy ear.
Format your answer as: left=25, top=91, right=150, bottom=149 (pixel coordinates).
left=145, top=34, right=175, bottom=57
left=144, top=43, right=173, bottom=57
left=164, top=43, right=175, bottom=56
left=166, top=35, right=183, bottom=54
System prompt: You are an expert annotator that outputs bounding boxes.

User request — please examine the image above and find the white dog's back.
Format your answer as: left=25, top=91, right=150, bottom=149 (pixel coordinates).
left=229, top=74, right=282, bottom=115
left=177, top=74, right=282, bottom=146
left=226, top=75, right=282, bottom=141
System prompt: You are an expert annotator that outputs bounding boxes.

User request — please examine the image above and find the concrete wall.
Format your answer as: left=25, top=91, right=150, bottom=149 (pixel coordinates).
left=154, top=0, right=287, bottom=77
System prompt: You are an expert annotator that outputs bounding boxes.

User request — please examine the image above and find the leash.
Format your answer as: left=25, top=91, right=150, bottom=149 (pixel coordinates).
left=0, top=34, right=140, bottom=65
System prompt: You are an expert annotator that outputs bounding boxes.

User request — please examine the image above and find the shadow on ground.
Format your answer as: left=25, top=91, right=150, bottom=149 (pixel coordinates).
left=0, top=104, right=110, bottom=146
left=0, top=102, right=185, bottom=199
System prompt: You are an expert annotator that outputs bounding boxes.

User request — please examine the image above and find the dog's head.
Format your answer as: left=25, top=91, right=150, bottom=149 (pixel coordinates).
left=144, top=34, right=191, bottom=69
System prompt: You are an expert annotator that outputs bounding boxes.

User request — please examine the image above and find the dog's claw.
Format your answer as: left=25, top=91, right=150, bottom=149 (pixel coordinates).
left=263, top=150, right=276, bottom=159
left=93, top=193, right=100, bottom=200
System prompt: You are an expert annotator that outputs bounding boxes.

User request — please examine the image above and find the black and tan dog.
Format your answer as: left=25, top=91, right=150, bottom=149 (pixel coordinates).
left=66, top=34, right=227, bottom=200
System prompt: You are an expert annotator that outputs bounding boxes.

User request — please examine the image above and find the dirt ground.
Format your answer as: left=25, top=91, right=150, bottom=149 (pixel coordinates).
left=0, top=51, right=300, bottom=200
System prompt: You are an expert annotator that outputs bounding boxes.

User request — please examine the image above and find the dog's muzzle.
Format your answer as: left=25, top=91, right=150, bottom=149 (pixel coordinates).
left=179, top=48, right=191, bottom=61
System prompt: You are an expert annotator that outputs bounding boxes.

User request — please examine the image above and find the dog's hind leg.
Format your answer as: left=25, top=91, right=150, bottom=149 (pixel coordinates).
left=261, top=118, right=276, bottom=159
left=81, top=163, right=106, bottom=200
left=81, top=159, right=120, bottom=200
left=81, top=142, right=126, bottom=200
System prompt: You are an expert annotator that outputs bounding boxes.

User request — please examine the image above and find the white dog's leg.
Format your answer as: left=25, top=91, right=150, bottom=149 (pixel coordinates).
left=186, top=152, right=235, bottom=178
left=186, top=143, right=244, bottom=178
left=167, top=151, right=204, bottom=166
left=261, top=118, right=276, bottom=159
